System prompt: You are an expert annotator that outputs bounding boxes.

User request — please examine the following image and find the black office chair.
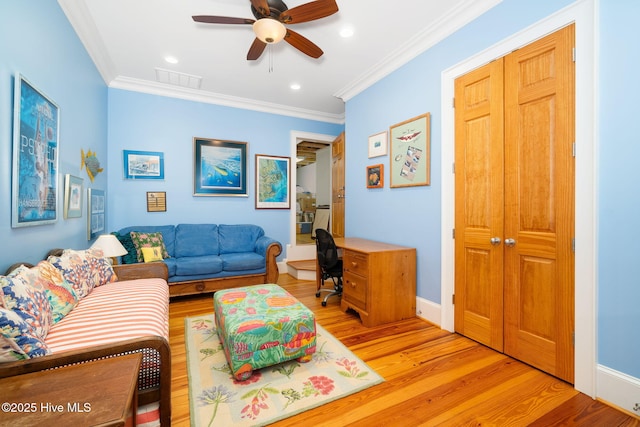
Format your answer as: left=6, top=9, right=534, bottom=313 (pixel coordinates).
left=315, top=228, right=343, bottom=306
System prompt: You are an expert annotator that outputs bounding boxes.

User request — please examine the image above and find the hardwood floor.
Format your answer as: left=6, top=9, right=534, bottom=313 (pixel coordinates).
left=169, top=275, right=639, bottom=426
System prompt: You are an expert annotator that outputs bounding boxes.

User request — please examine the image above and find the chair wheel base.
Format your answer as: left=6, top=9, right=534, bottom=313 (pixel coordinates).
left=315, top=292, right=321, bottom=297
left=321, top=301, right=327, bottom=307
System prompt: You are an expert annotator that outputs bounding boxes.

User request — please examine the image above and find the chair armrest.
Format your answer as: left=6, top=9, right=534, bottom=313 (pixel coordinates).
left=113, top=262, right=168, bottom=281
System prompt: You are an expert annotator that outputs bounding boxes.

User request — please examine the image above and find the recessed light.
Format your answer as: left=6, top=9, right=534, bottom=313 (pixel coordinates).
left=290, top=83, right=301, bottom=90
left=164, top=56, right=179, bottom=64
left=340, top=28, right=354, bottom=38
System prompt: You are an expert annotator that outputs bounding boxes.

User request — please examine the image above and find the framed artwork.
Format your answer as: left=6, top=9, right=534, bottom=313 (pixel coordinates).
left=123, top=150, right=164, bottom=180
left=368, top=131, right=388, bottom=158
left=390, top=113, right=431, bottom=188
left=193, top=137, right=248, bottom=196
left=366, top=164, right=384, bottom=189
left=63, top=174, right=83, bottom=219
left=11, top=74, right=60, bottom=228
left=87, top=188, right=105, bottom=240
left=255, top=154, right=290, bottom=209
left=147, top=191, right=167, bottom=212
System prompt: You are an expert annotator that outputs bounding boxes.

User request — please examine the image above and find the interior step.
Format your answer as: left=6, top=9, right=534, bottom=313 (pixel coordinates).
left=286, top=259, right=316, bottom=281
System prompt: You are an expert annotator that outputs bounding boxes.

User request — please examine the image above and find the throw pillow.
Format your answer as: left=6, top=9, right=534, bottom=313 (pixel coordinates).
left=35, top=260, right=78, bottom=324
left=85, top=248, right=118, bottom=287
left=0, top=265, right=52, bottom=341
left=47, top=250, right=93, bottom=298
left=130, top=231, right=169, bottom=262
left=141, top=246, right=163, bottom=263
left=112, top=231, right=138, bottom=264
left=0, top=308, right=49, bottom=360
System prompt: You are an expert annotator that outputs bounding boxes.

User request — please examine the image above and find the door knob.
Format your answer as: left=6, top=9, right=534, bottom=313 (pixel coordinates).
left=504, top=238, right=516, bottom=247
left=490, top=237, right=501, bottom=245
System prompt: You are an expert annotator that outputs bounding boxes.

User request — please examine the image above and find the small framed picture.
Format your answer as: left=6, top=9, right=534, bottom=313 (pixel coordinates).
left=123, top=150, right=164, bottom=180
left=63, top=174, right=83, bottom=219
left=366, top=164, right=384, bottom=189
left=368, top=131, right=388, bottom=158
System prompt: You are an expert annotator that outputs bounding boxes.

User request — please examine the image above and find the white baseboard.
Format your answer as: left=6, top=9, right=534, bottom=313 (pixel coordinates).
left=597, top=365, right=640, bottom=416
left=416, top=296, right=441, bottom=327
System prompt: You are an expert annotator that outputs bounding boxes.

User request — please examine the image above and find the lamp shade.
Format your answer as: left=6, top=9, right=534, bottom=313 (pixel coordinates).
left=252, top=18, right=287, bottom=44
left=91, top=234, right=128, bottom=258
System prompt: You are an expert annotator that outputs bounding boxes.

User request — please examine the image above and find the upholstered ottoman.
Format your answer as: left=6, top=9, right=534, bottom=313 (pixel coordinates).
left=213, top=284, right=316, bottom=380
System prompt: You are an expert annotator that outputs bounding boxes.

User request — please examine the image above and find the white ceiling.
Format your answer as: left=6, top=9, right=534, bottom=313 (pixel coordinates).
left=58, top=0, right=501, bottom=123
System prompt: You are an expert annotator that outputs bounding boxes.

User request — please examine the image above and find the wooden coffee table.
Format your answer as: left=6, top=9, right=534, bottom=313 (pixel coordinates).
left=0, top=352, right=141, bottom=426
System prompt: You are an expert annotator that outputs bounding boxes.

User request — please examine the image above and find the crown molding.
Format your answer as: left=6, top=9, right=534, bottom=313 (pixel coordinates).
left=333, top=0, right=503, bottom=102
left=110, top=76, right=345, bottom=124
left=57, top=0, right=117, bottom=84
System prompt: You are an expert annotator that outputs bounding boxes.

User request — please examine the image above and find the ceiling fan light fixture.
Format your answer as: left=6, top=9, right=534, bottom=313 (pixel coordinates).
left=253, top=18, right=287, bottom=44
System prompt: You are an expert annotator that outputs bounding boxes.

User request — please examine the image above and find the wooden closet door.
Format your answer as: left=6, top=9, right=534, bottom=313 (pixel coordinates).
left=454, top=59, right=505, bottom=351
left=503, top=25, right=575, bottom=383
left=331, top=132, right=345, bottom=238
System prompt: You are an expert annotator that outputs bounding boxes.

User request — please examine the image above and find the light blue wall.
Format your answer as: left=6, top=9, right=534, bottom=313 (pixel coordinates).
left=0, top=0, right=108, bottom=272
left=107, top=89, right=343, bottom=255
left=597, top=0, right=640, bottom=378
left=346, top=0, right=640, bottom=379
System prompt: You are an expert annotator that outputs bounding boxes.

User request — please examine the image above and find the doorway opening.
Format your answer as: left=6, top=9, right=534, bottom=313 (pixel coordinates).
left=288, top=131, right=337, bottom=262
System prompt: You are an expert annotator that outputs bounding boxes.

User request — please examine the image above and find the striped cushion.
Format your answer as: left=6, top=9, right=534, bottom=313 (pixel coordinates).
left=45, top=279, right=168, bottom=353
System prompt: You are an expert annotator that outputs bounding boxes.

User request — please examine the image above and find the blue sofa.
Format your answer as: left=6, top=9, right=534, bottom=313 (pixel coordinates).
left=114, top=224, right=282, bottom=297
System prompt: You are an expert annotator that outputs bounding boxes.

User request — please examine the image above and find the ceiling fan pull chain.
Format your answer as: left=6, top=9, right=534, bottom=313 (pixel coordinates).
left=268, top=45, right=274, bottom=73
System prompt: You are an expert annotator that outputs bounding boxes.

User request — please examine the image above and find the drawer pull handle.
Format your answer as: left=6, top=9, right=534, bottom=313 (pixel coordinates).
left=351, top=262, right=358, bottom=267
left=350, top=281, right=357, bottom=288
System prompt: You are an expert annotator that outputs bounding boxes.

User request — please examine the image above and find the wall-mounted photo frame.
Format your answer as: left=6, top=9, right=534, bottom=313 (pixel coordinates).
left=255, top=154, right=290, bottom=209
left=366, top=164, right=384, bottom=189
left=63, top=174, right=83, bottom=219
left=368, top=131, right=388, bottom=158
left=147, top=191, right=167, bottom=212
left=87, top=188, right=105, bottom=240
left=390, top=113, right=431, bottom=188
left=11, top=74, right=60, bottom=228
left=123, top=150, right=164, bottom=180
left=193, top=137, right=248, bottom=197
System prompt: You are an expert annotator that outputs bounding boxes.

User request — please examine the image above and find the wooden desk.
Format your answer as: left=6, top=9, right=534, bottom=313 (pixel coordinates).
left=0, top=353, right=141, bottom=426
left=317, top=237, right=417, bottom=327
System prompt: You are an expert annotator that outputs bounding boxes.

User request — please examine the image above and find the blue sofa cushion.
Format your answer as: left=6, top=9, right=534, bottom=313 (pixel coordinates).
left=218, top=224, right=265, bottom=254
left=220, top=253, right=265, bottom=272
left=175, top=224, right=219, bottom=257
left=175, top=255, right=223, bottom=276
left=117, top=225, right=176, bottom=258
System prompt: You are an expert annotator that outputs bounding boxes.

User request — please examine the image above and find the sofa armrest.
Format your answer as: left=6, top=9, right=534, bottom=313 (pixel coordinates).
left=0, top=336, right=171, bottom=426
left=256, top=236, right=282, bottom=283
left=113, top=261, right=168, bottom=281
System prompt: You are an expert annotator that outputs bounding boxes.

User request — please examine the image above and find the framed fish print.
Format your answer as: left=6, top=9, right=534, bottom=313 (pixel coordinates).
left=389, top=113, right=430, bottom=188
left=193, top=137, right=248, bottom=197
left=11, top=74, right=60, bottom=227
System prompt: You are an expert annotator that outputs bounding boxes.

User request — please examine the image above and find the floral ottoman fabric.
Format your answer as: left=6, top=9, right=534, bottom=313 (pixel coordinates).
left=213, top=284, right=316, bottom=380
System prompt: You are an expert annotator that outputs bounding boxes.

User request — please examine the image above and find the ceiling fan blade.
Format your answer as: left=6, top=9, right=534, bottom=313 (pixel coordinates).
left=250, top=0, right=271, bottom=17
left=280, top=0, right=338, bottom=24
left=284, top=29, right=323, bottom=58
left=192, top=15, right=255, bottom=25
left=247, top=38, right=267, bottom=60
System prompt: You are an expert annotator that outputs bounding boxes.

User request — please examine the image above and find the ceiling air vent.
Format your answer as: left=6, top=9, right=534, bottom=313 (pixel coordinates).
left=155, top=68, right=202, bottom=89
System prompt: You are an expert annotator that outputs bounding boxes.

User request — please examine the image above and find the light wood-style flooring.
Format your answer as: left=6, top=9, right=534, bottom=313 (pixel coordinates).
left=169, top=274, right=639, bottom=426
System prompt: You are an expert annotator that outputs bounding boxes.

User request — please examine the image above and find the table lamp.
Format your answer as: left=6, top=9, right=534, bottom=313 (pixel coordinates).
left=91, top=234, right=128, bottom=265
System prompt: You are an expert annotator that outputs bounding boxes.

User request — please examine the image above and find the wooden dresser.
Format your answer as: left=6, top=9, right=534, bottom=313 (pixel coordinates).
left=333, top=237, right=416, bottom=327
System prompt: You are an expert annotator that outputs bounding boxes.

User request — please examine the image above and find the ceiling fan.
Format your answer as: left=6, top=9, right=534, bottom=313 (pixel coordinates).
left=193, top=0, right=339, bottom=60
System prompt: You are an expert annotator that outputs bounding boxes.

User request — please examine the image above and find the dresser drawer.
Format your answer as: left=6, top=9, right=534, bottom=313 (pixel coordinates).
left=344, top=272, right=367, bottom=310
left=343, top=251, right=369, bottom=276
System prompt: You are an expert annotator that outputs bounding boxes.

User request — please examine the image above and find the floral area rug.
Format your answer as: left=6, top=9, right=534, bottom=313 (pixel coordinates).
left=185, top=313, right=384, bottom=427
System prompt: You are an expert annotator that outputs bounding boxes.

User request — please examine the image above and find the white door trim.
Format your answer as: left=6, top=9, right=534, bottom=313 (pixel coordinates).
left=440, top=0, right=597, bottom=397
